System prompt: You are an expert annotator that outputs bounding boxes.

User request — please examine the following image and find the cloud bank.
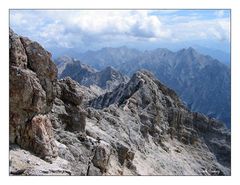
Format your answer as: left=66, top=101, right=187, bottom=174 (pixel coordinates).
left=10, top=10, right=230, bottom=52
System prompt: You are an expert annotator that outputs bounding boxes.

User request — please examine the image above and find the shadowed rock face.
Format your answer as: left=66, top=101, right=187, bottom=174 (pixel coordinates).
left=9, top=30, right=230, bottom=176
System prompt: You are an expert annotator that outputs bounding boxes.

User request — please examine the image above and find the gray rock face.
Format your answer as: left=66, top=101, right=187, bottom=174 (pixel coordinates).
left=56, top=56, right=129, bottom=91
left=79, top=47, right=231, bottom=128
left=9, top=30, right=230, bottom=176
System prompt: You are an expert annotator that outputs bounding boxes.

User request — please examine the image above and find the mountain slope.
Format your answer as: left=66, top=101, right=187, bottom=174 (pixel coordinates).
left=79, top=47, right=231, bottom=127
left=89, top=70, right=230, bottom=174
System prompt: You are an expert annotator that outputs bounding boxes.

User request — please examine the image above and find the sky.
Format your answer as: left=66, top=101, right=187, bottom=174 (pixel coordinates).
left=10, top=9, right=231, bottom=57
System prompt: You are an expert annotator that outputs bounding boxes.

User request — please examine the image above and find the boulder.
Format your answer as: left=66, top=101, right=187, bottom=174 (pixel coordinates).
left=92, top=142, right=112, bottom=173
left=58, top=77, right=83, bottom=106
left=55, top=77, right=87, bottom=132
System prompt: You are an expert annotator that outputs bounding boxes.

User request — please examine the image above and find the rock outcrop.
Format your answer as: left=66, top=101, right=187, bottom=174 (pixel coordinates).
left=9, top=29, right=58, bottom=160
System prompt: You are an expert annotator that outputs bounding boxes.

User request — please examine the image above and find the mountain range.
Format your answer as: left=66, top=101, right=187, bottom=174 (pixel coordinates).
left=57, top=46, right=231, bottom=128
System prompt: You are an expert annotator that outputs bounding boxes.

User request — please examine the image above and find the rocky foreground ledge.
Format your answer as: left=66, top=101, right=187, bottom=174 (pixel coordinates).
left=9, top=29, right=231, bottom=176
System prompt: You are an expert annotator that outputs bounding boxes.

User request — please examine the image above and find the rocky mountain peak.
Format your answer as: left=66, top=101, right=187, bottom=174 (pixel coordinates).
left=101, top=66, right=117, bottom=77
left=56, top=56, right=97, bottom=78
left=177, top=47, right=199, bottom=60
left=187, top=46, right=196, bottom=52
left=90, top=69, right=186, bottom=110
left=178, top=47, right=196, bottom=53
left=99, top=66, right=129, bottom=82
left=55, top=55, right=74, bottom=65
left=57, top=57, right=129, bottom=92
left=152, top=48, right=173, bottom=56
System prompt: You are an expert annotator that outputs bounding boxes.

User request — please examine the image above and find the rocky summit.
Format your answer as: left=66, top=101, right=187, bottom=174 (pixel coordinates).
left=9, top=29, right=230, bottom=176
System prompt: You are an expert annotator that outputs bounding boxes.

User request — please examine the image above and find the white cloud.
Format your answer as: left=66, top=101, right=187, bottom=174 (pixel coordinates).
left=61, top=10, right=170, bottom=39
left=9, top=10, right=230, bottom=51
left=167, top=18, right=230, bottom=42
